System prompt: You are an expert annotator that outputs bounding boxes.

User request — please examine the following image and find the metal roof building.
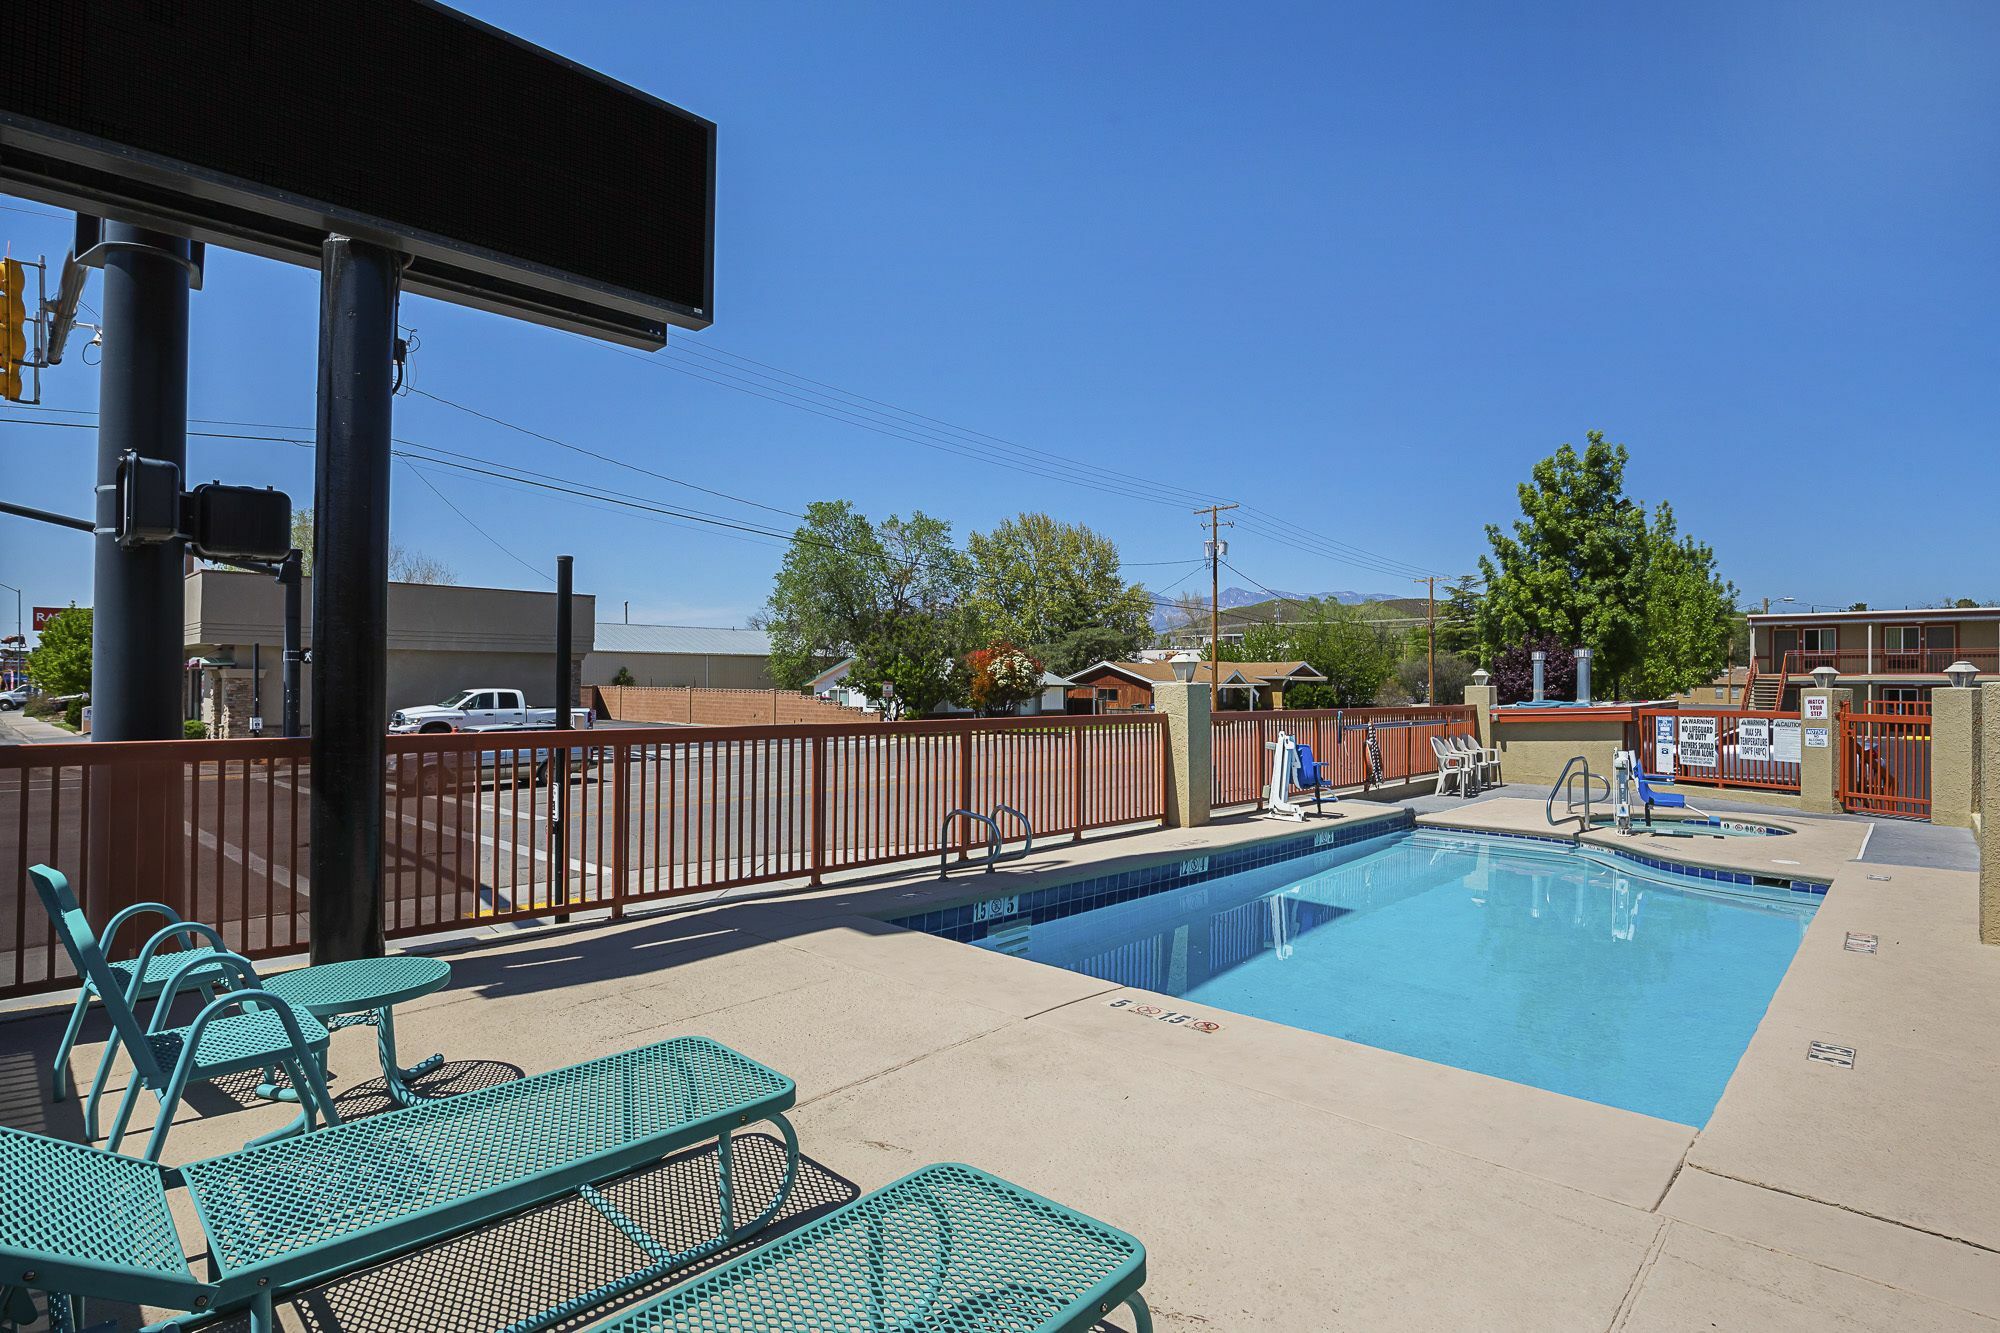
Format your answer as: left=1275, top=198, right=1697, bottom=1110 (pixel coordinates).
left=582, top=623, right=775, bottom=689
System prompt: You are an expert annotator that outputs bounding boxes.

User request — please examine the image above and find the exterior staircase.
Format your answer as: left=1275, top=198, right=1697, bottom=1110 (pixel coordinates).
left=1743, top=661, right=1785, bottom=711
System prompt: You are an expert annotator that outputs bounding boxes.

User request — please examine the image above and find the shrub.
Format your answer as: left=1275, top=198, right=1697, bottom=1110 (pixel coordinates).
left=184, top=718, right=208, bottom=739
left=64, top=699, right=82, bottom=729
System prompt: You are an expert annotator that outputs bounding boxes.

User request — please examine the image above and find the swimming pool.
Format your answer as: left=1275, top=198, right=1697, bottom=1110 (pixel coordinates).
left=918, top=828, right=1817, bottom=1126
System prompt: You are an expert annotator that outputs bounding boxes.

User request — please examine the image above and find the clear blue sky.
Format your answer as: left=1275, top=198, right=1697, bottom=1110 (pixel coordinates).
left=4, top=1, right=1996, bottom=638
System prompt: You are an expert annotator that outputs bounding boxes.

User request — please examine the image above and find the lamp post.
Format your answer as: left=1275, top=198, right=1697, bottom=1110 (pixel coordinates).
left=0, top=580, right=20, bottom=689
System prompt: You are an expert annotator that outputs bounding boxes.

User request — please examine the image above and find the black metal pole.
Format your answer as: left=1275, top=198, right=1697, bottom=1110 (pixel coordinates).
left=91, top=223, right=190, bottom=741
left=251, top=641, right=260, bottom=728
left=279, top=549, right=302, bottom=738
left=309, top=236, right=399, bottom=964
left=552, top=555, right=572, bottom=921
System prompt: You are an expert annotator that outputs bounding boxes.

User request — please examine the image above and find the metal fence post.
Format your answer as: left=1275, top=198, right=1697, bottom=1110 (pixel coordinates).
left=809, top=732, right=825, bottom=885
left=1070, top=723, right=1085, bottom=840
left=957, top=727, right=974, bottom=860
left=610, top=738, right=629, bottom=919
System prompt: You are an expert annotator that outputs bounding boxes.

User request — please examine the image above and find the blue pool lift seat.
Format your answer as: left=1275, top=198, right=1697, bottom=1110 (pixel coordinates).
left=1635, top=770, right=1707, bottom=825
left=1295, top=743, right=1338, bottom=812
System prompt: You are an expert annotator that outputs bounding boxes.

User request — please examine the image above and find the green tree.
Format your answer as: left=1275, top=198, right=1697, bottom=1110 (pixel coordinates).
left=26, top=606, right=91, bottom=696
left=1475, top=433, right=1651, bottom=696
left=964, top=513, right=1153, bottom=673
left=758, top=500, right=889, bottom=688
left=1239, top=598, right=1399, bottom=707
left=758, top=501, right=975, bottom=715
left=1435, top=575, right=1483, bottom=657
left=1630, top=502, right=1738, bottom=697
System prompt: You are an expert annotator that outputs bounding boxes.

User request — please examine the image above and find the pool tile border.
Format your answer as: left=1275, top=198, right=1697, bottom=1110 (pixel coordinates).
left=1417, top=825, right=1829, bottom=897
left=891, top=810, right=1415, bottom=943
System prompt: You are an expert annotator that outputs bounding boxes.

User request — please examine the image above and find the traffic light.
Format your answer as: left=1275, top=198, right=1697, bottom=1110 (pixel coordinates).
left=1, top=258, right=27, bottom=402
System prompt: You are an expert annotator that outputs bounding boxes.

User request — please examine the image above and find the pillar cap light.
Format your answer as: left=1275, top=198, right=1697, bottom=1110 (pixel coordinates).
left=1944, top=660, right=1979, bottom=689
left=1471, top=668, right=1491, bottom=687
left=1170, top=652, right=1199, bottom=683
left=1808, top=664, right=1839, bottom=688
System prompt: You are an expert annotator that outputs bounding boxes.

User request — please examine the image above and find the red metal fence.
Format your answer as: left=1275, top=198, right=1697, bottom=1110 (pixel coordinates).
left=0, top=714, right=1166, bottom=999
left=1637, top=708, right=1803, bottom=793
left=1210, top=707, right=1476, bottom=810
left=1838, top=703, right=1932, bottom=819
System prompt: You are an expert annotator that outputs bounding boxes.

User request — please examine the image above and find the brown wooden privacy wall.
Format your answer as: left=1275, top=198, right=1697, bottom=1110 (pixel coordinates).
left=0, top=714, right=1167, bottom=999
left=1210, top=707, right=1477, bottom=810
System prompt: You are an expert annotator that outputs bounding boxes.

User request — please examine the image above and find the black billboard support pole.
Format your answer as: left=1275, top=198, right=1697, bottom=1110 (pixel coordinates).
left=552, top=555, right=573, bottom=922
left=91, top=223, right=191, bottom=740
left=310, top=237, right=399, bottom=963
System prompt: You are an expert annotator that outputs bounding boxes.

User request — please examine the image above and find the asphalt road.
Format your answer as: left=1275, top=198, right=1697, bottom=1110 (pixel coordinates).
left=1, top=730, right=1158, bottom=993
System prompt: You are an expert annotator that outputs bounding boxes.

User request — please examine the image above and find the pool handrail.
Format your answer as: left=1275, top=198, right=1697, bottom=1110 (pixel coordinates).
left=1546, top=755, right=1610, bottom=830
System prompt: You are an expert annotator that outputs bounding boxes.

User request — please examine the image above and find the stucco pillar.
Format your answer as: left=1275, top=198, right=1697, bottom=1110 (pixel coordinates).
left=1930, top=686, right=1981, bottom=829
left=1980, top=682, right=2000, bottom=945
left=1797, top=687, right=1852, bottom=814
left=1154, top=680, right=1212, bottom=828
left=1465, top=682, right=1497, bottom=750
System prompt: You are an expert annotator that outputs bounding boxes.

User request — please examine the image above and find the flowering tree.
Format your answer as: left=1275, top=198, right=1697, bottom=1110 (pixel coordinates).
left=965, top=641, right=1043, bottom=715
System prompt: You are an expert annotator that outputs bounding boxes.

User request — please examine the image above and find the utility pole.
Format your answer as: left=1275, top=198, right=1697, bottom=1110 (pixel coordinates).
left=1194, top=503, right=1238, bottom=710
left=93, top=222, right=194, bottom=741
left=1414, top=575, right=1437, bottom=704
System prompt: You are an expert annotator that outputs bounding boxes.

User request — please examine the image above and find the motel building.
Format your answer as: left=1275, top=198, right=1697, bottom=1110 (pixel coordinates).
left=1062, top=658, right=1326, bottom=713
left=1744, top=604, right=2000, bottom=710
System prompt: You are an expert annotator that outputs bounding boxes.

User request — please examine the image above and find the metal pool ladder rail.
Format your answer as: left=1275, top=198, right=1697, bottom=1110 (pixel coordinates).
left=938, top=805, right=1034, bottom=878
left=1547, top=755, right=1610, bottom=832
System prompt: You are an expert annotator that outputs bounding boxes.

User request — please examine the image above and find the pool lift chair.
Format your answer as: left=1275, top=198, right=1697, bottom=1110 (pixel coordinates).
left=1630, top=757, right=1710, bottom=828
left=1264, top=730, right=1336, bottom=822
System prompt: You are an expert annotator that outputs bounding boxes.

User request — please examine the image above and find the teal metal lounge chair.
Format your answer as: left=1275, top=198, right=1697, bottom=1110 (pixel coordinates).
left=587, top=1163, right=1151, bottom=1332
left=43, top=890, right=230, bottom=1103
left=30, top=865, right=337, bottom=1161
left=0, top=1036, right=798, bottom=1333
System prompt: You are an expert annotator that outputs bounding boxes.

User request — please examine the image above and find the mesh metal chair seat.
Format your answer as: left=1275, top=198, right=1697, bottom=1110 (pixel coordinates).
left=31, top=866, right=336, bottom=1162
left=0, top=1036, right=799, bottom=1333
left=587, top=1163, right=1151, bottom=1333
left=47, top=901, right=230, bottom=1102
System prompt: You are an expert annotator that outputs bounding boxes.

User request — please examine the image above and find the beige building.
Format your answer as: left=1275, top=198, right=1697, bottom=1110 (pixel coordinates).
left=1745, top=606, right=2000, bottom=709
left=183, top=568, right=594, bottom=735
left=581, top=623, right=774, bottom=690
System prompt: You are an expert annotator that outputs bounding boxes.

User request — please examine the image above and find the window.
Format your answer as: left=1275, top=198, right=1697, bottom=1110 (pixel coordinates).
left=1882, top=625, right=1921, bottom=655
left=1800, top=626, right=1837, bottom=653
left=1095, top=688, right=1119, bottom=710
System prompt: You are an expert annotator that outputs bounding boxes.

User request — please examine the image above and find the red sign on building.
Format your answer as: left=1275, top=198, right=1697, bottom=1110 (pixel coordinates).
left=31, top=606, right=75, bottom=633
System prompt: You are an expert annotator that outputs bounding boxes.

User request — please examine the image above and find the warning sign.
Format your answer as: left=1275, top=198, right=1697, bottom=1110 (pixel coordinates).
left=1678, top=716, right=1718, bottom=769
left=1737, top=718, right=1771, bottom=763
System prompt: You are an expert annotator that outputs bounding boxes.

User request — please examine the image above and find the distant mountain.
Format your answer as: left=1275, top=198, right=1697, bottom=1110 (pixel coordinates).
left=1148, top=586, right=1403, bottom=630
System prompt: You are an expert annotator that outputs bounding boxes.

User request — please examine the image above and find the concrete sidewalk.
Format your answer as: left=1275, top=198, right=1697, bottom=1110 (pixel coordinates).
left=1, top=806, right=1993, bottom=1330
left=0, top=707, right=76, bottom=745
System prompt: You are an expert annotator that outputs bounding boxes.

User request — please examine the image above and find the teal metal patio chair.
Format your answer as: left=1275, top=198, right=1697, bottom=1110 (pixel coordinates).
left=0, top=1036, right=799, bottom=1333
left=586, top=1163, right=1152, bottom=1333
left=30, top=865, right=338, bottom=1161
left=43, top=890, right=230, bottom=1102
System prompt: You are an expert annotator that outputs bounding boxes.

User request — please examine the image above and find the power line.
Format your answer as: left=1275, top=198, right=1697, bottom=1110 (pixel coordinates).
left=400, top=461, right=553, bottom=584
left=0, top=412, right=1205, bottom=615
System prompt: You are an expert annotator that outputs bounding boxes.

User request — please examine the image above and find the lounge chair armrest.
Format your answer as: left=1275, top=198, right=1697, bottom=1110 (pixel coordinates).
left=126, top=921, right=235, bottom=1006
left=102, top=902, right=186, bottom=959
left=146, top=950, right=264, bottom=1033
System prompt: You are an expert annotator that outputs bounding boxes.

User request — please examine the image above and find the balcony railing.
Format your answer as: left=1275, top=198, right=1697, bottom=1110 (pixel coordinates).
left=1754, top=648, right=1999, bottom=677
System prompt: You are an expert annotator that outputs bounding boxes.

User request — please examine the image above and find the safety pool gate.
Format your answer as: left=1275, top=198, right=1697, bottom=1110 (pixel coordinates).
left=1838, top=701, right=1931, bottom=820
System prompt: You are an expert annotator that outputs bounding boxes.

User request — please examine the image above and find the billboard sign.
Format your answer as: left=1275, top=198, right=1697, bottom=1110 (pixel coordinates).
left=1, top=1, right=714, bottom=347
left=31, top=606, right=72, bottom=632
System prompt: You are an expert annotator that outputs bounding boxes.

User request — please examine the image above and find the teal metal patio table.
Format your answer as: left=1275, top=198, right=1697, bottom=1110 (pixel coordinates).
left=257, top=955, right=452, bottom=1108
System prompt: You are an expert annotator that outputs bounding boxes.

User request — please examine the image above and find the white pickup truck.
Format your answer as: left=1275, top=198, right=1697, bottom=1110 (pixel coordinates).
left=390, top=688, right=594, bottom=735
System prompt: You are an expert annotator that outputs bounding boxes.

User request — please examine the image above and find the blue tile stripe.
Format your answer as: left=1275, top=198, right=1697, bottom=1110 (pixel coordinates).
left=891, top=812, right=1416, bottom=943
left=1420, top=824, right=1829, bottom=897
left=892, top=810, right=1833, bottom=945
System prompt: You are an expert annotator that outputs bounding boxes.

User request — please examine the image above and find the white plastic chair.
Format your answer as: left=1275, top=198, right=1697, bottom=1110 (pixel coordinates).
left=1429, top=736, right=1472, bottom=796
left=1450, top=734, right=1501, bottom=787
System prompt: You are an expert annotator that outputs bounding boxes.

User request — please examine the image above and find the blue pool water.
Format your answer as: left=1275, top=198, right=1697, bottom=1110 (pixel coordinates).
left=972, top=830, right=1816, bottom=1125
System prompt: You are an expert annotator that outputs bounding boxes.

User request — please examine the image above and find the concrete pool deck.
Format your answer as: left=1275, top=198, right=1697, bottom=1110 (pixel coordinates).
left=0, top=800, right=1994, bottom=1330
